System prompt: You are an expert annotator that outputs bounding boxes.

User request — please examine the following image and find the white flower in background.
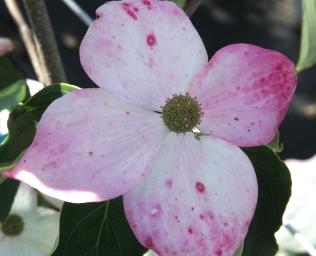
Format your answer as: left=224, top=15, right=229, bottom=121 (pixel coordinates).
left=0, top=109, right=10, bottom=136
left=42, top=194, right=63, bottom=210
left=25, top=79, right=44, bottom=97
left=276, top=155, right=316, bottom=255
left=143, top=250, right=157, bottom=256
left=0, top=37, right=14, bottom=56
left=0, top=183, right=59, bottom=256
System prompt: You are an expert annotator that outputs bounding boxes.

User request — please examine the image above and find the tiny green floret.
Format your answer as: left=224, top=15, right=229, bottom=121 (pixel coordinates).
left=1, top=214, right=24, bottom=236
left=162, top=93, right=203, bottom=133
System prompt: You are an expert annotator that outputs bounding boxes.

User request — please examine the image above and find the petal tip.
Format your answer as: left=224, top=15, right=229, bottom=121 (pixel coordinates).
left=2, top=168, right=16, bottom=179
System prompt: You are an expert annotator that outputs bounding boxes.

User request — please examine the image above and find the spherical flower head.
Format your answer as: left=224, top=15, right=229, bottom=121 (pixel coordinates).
left=1, top=214, right=24, bottom=237
left=162, top=93, right=203, bottom=133
left=4, top=0, right=298, bottom=255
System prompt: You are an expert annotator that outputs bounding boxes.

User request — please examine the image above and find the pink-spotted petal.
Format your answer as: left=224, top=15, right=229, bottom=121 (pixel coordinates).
left=189, top=43, right=297, bottom=147
left=124, top=133, right=258, bottom=256
left=4, top=89, right=167, bottom=203
left=80, top=0, right=207, bottom=110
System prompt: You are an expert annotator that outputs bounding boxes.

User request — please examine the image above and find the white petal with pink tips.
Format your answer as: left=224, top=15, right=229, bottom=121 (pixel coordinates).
left=5, top=89, right=167, bottom=203
left=80, top=0, right=208, bottom=110
left=189, top=44, right=297, bottom=147
left=124, top=133, right=258, bottom=256
left=3, top=0, right=299, bottom=254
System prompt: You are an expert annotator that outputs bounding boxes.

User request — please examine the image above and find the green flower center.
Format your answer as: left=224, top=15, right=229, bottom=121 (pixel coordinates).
left=162, top=93, right=203, bottom=133
left=1, top=214, right=24, bottom=236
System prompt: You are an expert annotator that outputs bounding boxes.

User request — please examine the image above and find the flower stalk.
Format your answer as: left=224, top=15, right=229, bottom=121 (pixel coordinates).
left=4, top=0, right=45, bottom=83
left=23, top=0, right=67, bottom=85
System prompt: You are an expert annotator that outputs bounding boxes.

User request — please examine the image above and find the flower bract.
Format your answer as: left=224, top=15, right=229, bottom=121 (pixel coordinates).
left=4, top=0, right=297, bottom=255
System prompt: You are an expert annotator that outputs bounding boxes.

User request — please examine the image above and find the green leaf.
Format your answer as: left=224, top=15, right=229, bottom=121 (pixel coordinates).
left=0, top=57, right=23, bottom=90
left=296, top=0, right=316, bottom=72
left=0, top=57, right=27, bottom=111
left=52, top=197, right=147, bottom=256
left=0, top=179, right=19, bottom=222
left=172, top=0, right=187, bottom=8
left=267, top=131, right=283, bottom=153
left=0, top=79, right=28, bottom=111
left=242, top=146, right=291, bottom=256
left=0, top=83, right=78, bottom=173
left=234, top=245, right=244, bottom=256
left=171, top=0, right=204, bottom=16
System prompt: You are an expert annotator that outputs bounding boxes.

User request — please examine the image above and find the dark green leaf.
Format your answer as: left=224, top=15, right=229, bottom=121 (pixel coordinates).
left=52, top=197, right=147, bottom=256
left=171, top=0, right=204, bottom=16
left=0, top=79, right=28, bottom=111
left=0, top=83, right=78, bottom=173
left=296, top=0, right=316, bottom=72
left=242, top=146, right=291, bottom=256
left=172, top=0, right=187, bottom=8
left=0, top=179, right=19, bottom=222
left=0, top=57, right=23, bottom=90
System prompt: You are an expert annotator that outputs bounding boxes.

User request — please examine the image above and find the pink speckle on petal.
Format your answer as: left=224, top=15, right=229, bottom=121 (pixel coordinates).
left=147, top=34, right=156, bottom=46
left=143, top=0, right=152, bottom=9
left=222, top=233, right=236, bottom=251
left=216, top=248, right=223, bottom=256
left=165, top=179, right=173, bottom=189
left=127, top=10, right=137, bottom=20
left=195, top=182, right=205, bottom=193
left=121, top=3, right=138, bottom=20
left=173, top=9, right=181, bottom=16
left=276, top=64, right=282, bottom=70
left=207, top=211, right=214, bottom=220
left=145, top=237, right=153, bottom=248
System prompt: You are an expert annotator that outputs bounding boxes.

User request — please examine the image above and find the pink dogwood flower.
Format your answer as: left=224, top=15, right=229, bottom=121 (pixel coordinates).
left=4, top=0, right=297, bottom=255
